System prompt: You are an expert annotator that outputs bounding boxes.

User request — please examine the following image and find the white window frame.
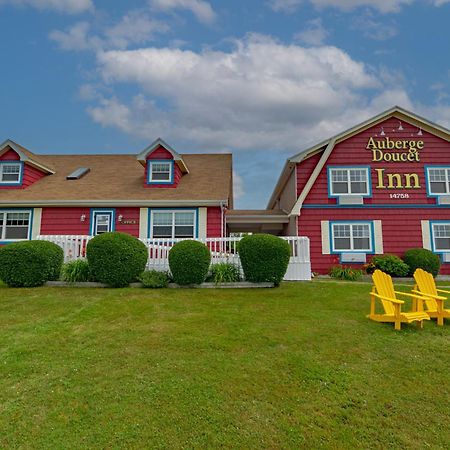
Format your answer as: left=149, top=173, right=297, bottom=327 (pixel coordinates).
left=150, top=210, right=197, bottom=239
left=91, top=210, right=115, bottom=236
left=431, top=222, right=450, bottom=252
left=427, top=167, right=450, bottom=196
left=148, top=160, right=173, bottom=184
left=328, top=167, right=370, bottom=197
left=331, top=222, right=373, bottom=253
left=0, top=210, right=32, bottom=242
left=0, top=162, right=23, bottom=185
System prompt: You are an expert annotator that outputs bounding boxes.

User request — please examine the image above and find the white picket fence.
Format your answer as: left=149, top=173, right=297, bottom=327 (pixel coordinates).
left=37, top=235, right=311, bottom=281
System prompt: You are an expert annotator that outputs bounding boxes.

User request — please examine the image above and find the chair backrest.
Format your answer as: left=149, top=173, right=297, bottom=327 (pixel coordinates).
left=413, top=268, right=438, bottom=312
left=372, top=269, right=395, bottom=315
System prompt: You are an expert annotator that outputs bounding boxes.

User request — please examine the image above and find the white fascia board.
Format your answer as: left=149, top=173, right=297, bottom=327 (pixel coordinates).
left=0, top=199, right=228, bottom=207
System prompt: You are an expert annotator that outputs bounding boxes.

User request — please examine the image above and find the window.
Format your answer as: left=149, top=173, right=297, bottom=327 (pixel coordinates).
left=148, top=160, right=173, bottom=183
left=0, top=162, right=22, bottom=184
left=432, top=223, right=450, bottom=252
left=0, top=211, right=31, bottom=241
left=331, top=222, right=372, bottom=252
left=91, top=210, right=114, bottom=235
left=329, top=167, right=370, bottom=196
left=427, top=167, right=450, bottom=195
left=151, top=210, right=196, bottom=239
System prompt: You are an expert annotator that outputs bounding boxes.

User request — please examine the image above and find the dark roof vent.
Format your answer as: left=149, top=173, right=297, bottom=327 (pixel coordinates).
left=66, top=167, right=90, bottom=180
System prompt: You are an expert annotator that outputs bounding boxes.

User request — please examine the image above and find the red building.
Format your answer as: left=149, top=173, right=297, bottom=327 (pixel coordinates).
left=0, top=138, right=231, bottom=243
left=267, top=106, right=450, bottom=274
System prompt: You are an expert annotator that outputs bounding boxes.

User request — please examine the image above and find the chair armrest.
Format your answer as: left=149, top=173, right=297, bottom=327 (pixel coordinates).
left=436, top=289, right=450, bottom=296
left=411, top=290, right=446, bottom=300
left=394, top=290, right=428, bottom=300
left=372, top=292, right=404, bottom=304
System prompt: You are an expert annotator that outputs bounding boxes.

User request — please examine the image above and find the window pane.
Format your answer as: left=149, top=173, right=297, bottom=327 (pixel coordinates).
left=353, top=238, right=370, bottom=250
left=151, top=162, right=171, bottom=182
left=430, top=181, right=447, bottom=194
left=332, top=182, right=348, bottom=194
left=429, top=169, right=448, bottom=194
left=153, top=226, right=172, bottom=238
left=435, top=238, right=450, bottom=251
left=331, top=170, right=348, bottom=182
left=1, top=164, right=21, bottom=182
left=433, top=224, right=450, bottom=251
left=4, top=212, right=30, bottom=240
left=0, top=212, right=3, bottom=239
left=175, top=226, right=194, bottom=238
left=153, top=212, right=172, bottom=226
left=350, top=181, right=367, bottom=194
left=333, top=224, right=350, bottom=237
left=334, top=238, right=351, bottom=250
left=175, top=212, right=194, bottom=226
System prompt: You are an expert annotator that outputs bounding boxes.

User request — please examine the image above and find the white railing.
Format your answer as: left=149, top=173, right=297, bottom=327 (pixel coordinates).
left=37, top=235, right=311, bottom=281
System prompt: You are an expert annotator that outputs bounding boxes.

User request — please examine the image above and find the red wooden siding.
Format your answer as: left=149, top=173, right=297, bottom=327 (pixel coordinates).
left=0, top=149, right=20, bottom=160
left=299, top=208, right=450, bottom=274
left=41, top=207, right=91, bottom=235
left=302, top=118, right=448, bottom=206
left=40, top=207, right=140, bottom=237
left=115, top=207, right=140, bottom=237
left=144, top=145, right=182, bottom=188
left=295, top=116, right=450, bottom=274
left=207, top=207, right=222, bottom=237
left=0, top=147, right=47, bottom=189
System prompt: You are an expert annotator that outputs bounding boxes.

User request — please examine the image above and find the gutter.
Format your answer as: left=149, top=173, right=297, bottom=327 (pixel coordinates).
left=0, top=199, right=229, bottom=207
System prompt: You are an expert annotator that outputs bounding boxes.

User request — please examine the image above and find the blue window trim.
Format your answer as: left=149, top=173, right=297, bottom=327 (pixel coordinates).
left=146, top=160, right=175, bottom=185
left=90, top=209, right=116, bottom=235
left=0, top=207, right=33, bottom=244
left=0, top=160, right=24, bottom=186
left=147, top=207, right=199, bottom=239
left=327, top=166, right=372, bottom=200
left=329, top=220, right=375, bottom=254
left=424, top=165, right=450, bottom=200
left=302, top=204, right=450, bottom=209
left=429, top=220, right=450, bottom=256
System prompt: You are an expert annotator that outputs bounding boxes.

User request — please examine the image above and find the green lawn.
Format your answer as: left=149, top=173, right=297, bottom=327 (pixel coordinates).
left=1, top=282, right=449, bottom=449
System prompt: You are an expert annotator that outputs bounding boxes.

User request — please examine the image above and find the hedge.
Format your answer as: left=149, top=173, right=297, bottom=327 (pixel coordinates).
left=0, top=240, right=64, bottom=287
left=169, top=240, right=211, bottom=285
left=403, top=248, right=441, bottom=277
left=86, top=232, right=148, bottom=287
left=238, top=234, right=290, bottom=286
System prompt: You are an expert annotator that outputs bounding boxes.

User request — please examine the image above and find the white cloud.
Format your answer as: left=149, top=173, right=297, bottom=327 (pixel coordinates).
left=85, top=34, right=394, bottom=151
left=50, top=12, right=168, bottom=51
left=149, top=0, right=216, bottom=24
left=0, top=0, right=93, bottom=14
left=294, top=18, right=328, bottom=46
left=233, top=171, right=245, bottom=200
left=353, top=13, right=398, bottom=40
left=270, top=0, right=449, bottom=13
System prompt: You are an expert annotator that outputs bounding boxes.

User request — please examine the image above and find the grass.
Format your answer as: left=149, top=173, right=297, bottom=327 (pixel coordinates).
left=1, top=281, right=449, bottom=449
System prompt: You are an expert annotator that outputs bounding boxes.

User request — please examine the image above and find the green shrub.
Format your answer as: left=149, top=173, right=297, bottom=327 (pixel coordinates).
left=369, top=254, right=409, bottom=277
left=61, top=259, right=94, bottom=283
left=329, top=265, right=363, bottom=281
left=139, top=270, right=170, bottom=288
left=238, top=234, right=290, bottom=286
left=169, top=240, right=211, bottom=285
left=210, top=262, right=241, bottom=284
left=86, top=232, right=148, bottom=287
left=0, top=240, right=64, bottom=287
left=403, top=248, right=441, bottom=277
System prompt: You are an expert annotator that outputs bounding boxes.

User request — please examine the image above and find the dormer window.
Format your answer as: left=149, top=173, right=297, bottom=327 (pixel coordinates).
left=147, top=160, right=174, bottom=184
left=0, top=162, right=22, bottom=185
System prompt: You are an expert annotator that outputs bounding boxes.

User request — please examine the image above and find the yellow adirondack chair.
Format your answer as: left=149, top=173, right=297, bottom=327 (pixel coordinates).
left=369, top=270, right=430, bottom=330
left=412, top=268, right=450, bottom=326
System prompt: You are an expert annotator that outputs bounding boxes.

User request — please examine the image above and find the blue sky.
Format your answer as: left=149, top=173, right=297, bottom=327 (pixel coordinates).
left=1, top=0, right=450, bottom=208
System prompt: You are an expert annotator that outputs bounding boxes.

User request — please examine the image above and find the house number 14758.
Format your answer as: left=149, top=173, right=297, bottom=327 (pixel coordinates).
left=389, top=193, right=410, bottom=199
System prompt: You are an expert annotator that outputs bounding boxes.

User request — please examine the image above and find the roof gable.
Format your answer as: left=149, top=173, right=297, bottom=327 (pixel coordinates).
left=136, top=138, right=189, bottom=173
left=0, top=139, right=55, bottom=174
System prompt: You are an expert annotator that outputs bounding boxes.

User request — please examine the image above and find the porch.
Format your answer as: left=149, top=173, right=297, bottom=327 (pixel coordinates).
left=37, top=235, right=311, bottom=281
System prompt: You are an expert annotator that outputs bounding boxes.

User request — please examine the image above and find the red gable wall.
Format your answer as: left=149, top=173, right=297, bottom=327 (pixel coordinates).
left=144, top=145, right=182, bottom=188
left=296, top=116, right=450, bottom=274
left=0, top=147, right=47, bottom=189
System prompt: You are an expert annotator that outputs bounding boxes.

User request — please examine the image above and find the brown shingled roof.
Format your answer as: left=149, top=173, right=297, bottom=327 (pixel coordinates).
left=0, top=153, right=232, bottom=206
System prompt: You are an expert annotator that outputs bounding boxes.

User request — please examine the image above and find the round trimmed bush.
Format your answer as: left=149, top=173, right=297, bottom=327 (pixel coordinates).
left=238, top=234, right=291, bottom=286
left=168, top=240, right=211, bottom=285
left=86, top=232, right=148, bottom=287
left=369, top=254, right=409, bottom=277
left=0, top=240, right=64, bottom=287
left=403, top=248, right=441, bottom=277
